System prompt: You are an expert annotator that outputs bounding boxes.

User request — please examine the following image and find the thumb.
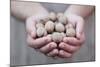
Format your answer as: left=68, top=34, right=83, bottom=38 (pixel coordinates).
left=30, top=30, right=36, bottom=38
left=76, top=17, right=84, bottom=39
left=26, top=17, right=37, bottom=38
left=76, top=32, right=82, bottom=39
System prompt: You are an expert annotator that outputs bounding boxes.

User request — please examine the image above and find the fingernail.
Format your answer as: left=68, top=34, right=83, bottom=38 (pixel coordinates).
left=60, top=44, right=65, bottom=49
left=59, top=50, right=64, bottom=54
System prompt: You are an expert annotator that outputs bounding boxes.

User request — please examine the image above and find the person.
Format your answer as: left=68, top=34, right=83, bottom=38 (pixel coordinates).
left=11, top=1, right=94, bottom=58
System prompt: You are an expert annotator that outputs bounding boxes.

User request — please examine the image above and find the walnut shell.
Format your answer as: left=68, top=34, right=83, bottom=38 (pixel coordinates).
left=51, top=32, right=64, bottom=43
left=36, top=27, right=47, bottom=37
left=49, top=12, right=56, bottom=21
left=65, top=23, right=74, bottom=29
left=55, top=23, right=65, bottom=32
left=58, top=15, right=68, bottom=25
left=66, top=28, right=76, bottom=37
left=36, top=23, right=44, bottom=28
left=61, top=32, right=66, bottom=37
left=45, top=21, right=54, bottom=33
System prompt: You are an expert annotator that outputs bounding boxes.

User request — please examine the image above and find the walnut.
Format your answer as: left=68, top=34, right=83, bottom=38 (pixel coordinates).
left=66, top=28, right=76, bottom=37
left=51, top=32, right=64, bottom=43
left=49, top=12, right=56, bottom=21
left=55, top=23, right=65, bottom=32
left=36, top=27, right=47, bottom=37
left=65, top=23, right=74, bottom=29
left=65, top=23, right=76, bottom=37
left=61, top=32, right=66, bottom=37
left=36, top=23, right=44, bottom=28
left=45, top=21, right=54, bottom=33
left=58, top=15, right=68, bottom=25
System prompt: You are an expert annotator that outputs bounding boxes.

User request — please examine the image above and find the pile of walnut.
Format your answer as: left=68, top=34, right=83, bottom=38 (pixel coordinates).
left=36, top=12, right=76, bottom=43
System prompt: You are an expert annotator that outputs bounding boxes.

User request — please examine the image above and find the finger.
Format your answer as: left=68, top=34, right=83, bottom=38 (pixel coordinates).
left=39, top=42, right=57, bottom=53
left=47, top=49, right=59, bottom=57
left=59, top=42, right=79, bottom=53
left=58, top=50, right=72, bottom=58
left=27, top=34, right=35, bottom=46
left=63, top=34, right=85, bottom=46
left=27, top=35, right=51, bottom=49
left=76, top=17, right=84, bottom=39
left=26, top=17, right=36, bottom=38
left=63, top=37, right=80, bottom=45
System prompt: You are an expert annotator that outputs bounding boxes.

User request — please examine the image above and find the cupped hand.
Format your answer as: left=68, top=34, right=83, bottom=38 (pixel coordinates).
left=58, top=14, right=85, bottom=58
left=26, top=16, right=57, bottom=55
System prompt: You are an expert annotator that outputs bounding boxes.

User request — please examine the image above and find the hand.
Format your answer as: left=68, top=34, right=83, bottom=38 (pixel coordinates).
left=26, top=16, right=57, bottom=55
left=58, top=14, right=85, bottom=58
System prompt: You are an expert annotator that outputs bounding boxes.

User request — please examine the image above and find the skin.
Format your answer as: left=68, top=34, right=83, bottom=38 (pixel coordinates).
left=11, top=1, right=94, bottom=58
